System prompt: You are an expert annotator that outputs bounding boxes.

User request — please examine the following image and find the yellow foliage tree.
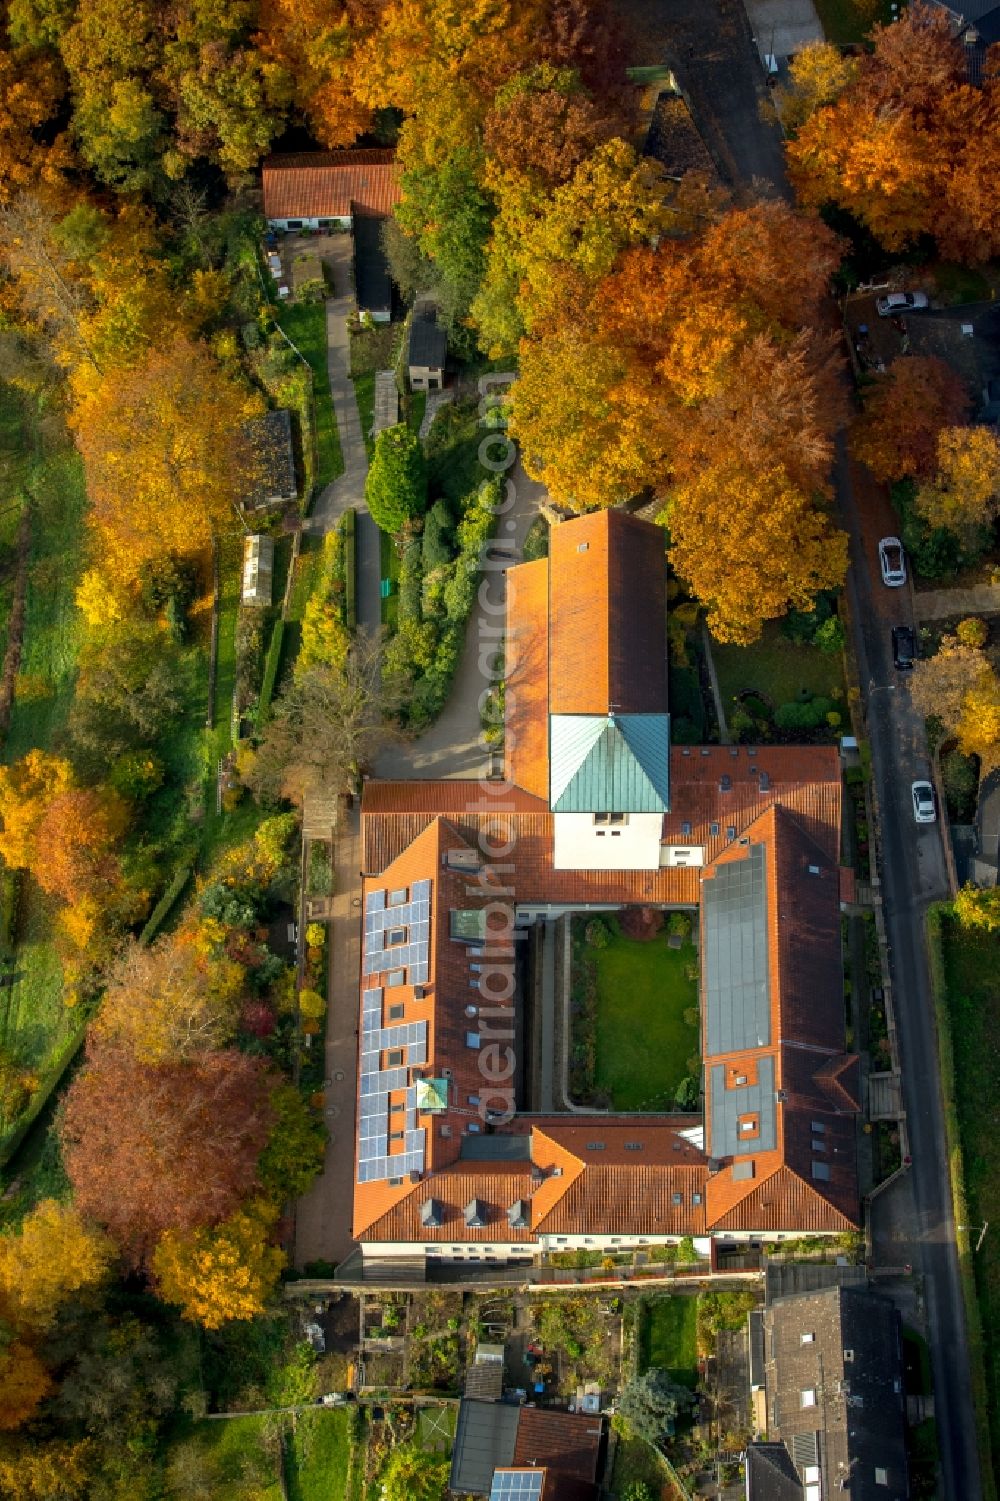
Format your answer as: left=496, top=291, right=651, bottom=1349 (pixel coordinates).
left=0, top=749, right=74, bottom=872
left=953, top=882, right=1000, bottom=932
left=92, top=934, right=241, bottom=1063
left=909, top=634, right=994, bottom=736
left=666, top=461, right=848, bottom=644
left=71, top=332, right=263, bottom=577
left=0, top=1438, right=93, bottom=1500
left=0, top=1200, right=113, bottom=1334
left=75, top=566, right=131, bottom=628
left=776, top=41, right=857, bottom=132
left=915, top=425, right=1000, bottom=544
left=152, top=1203, right=285, bottom=1329
left=957, top=671, right=1000, bottom=759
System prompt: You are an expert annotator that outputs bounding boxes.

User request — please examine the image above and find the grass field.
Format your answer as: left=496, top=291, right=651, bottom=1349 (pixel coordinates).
left=638, top=1297, right=699, bottom=1389
left=592, top=931, right=699, bottom=1111
left=187, top=1417, right=285, bottom=1500
left=287, top=1409, right=354, bottom=1501
left=277, top=301, right=343, bottom=491
left=712, top=622, right=845, bottom=717
left=936, top=912, right=1000, bottom=1481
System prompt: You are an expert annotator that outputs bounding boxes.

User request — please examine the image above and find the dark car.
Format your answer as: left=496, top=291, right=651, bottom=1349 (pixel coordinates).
left=892, top=625, right=916, bottom=670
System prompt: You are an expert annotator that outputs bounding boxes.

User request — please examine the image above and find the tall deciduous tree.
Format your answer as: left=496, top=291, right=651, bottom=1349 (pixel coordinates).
left=853, top=356, right=970, bottom=483
left=92, top=935, right=242, bottom=1063
left=909, top=633, right=1000, bottom=754
left=0, top=44, right=71, bottom=201
left=0, top=1201, right=113, bottom=1334
left=256, top=0, right=375, bottom=149
left=62, top=1041, right=273, bottom=1259
left=34, top=786, right=129, bottom=907
left=0, top=1340, right=53, bottom=1431
left=915, top=425, right=1000, bottom=544
left=71, top=332, right=262, bottom=575
left=152, top=1202, right=285, bottom=1329
left=775, top=40, right=857, bottom=133
left=0, top=749, right=73, bottom=872
left=379, top=1444, right=450, bottom=1501
left=953, top=883, right=1000, bottom=931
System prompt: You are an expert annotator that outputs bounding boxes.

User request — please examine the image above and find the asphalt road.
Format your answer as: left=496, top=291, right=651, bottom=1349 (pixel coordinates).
left=669, top=5, right=983, bottom=1490
left=836, top=445, right=981, bottom=1499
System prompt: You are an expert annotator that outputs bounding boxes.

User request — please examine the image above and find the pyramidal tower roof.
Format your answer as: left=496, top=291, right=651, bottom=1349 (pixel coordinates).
left=549, top=713, right=671, bottom=812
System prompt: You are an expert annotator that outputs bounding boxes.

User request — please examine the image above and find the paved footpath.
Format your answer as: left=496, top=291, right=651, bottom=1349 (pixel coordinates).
left=303, top=237, right=381, bottom=635
left=912, top=583, right=1000, bottom=621
left=294, top=803, right=363, bottom=1270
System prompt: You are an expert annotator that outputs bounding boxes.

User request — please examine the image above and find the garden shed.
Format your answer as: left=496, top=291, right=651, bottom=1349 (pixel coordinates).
left=407, top=306, right=447, bottom=390
left=242, top=533, right=274, bottom=607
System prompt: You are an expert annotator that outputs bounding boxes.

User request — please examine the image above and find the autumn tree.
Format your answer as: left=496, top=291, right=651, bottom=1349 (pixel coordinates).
left=251, top=633, right=403, bottom=806
left=0, top=1437, right=93, bottom=1501
left=0, top=44, right=72, bottom=201
left=909, top=633, right=1000, bottom=758
left=0, top=1201, right=113, bottom=1334
left=853, top=357, right=970, bottom=483
left=69, top=620, right=184, bottom=768
left=71, top=332, right=262, bottom=575
left=365, top=424, right=427, bottom=533
left=787, top=2, right=1000, bottom=261
left=256, top=0, right=375, bottom=149
left=92, top=935, right=242, bottom=1063
left=667, top=462, right=848, bottom=645
left=258, top=1082, right=327, bottom=1202
left=953, top=883, right=1000, bottom=931
left=62, top=1041, right=273, bottom=1259
left=34, top=786, right=129, bottom=907
left=153, top=1202, right=285, bottom=1329
left=775, top=41, right=857, bottom=133
left=379, top=1444, right=450, bottom=1501
left=915, top=425, right=1000, bottom=545
left=0, top=1339, right=53, bottom=1430
left=0, top=748, right=73, bottom=872
left=483, top=65, right=617, bottom=190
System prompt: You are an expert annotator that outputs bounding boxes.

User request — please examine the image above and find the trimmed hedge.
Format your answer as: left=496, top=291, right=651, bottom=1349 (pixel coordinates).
left=0, top=1018, right=89, bottom=1170
left=258, top=617, right=285, bottom=723
left=340, top=508, right=356, bottom=628
left=140, top=865, right=193, bottom=945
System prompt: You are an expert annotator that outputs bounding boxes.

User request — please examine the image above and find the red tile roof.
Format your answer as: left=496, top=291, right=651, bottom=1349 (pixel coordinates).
left=547, top=510, right=669, bottom=716
left=513, top=1409, right=603, bottom=1501
left=262, top=150, right=402, bottom=220
left=505, top=557, right=550, bottom=799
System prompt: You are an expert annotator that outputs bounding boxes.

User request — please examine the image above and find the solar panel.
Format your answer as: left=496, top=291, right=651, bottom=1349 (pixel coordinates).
left=356, top=885, right=434, bottom=1183
left=703, top=843, right=770, bottom=1056
left=489, top=1472, right=545, bottom=1501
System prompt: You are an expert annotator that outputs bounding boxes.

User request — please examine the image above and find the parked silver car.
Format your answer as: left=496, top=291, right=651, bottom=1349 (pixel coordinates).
left=876, top=291, right=929, bottom=317
left=911, top=780, right=936, bottom=824
left=879, top=536, right=906, bottom=588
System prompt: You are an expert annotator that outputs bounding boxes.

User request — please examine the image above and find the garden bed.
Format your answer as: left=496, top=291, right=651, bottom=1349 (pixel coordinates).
left=713, top=619, right=847, bottom=745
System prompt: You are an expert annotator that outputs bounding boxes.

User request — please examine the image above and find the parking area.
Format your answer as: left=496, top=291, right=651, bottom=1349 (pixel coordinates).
left=743, top=0, right=823, bottom=60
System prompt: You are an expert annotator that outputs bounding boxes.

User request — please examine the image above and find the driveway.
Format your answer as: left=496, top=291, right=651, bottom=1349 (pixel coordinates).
left=301, top=236, right=381, bottom=635
left=375, top=456, right=546, bottom=779
left=742, top=0, right=823, bottom=59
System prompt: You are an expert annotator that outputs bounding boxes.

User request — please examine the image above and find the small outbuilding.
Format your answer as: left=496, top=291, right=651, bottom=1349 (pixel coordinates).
left=407, top=306, right=447, bottom=391
left=352, top=209, right=393, bottom=323
left=242, top=534, right=274, bottom=607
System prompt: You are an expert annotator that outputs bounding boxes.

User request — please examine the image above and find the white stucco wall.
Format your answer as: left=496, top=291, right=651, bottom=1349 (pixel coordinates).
left=553, top=813, right=664, bottom=871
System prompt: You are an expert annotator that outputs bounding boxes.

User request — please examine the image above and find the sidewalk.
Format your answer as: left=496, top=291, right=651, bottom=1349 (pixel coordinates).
left=293, top=803, right=363, bottom=1270
left=303, top=238, right=381, bottom=635
left=912, top=582, right=1000, bottom=621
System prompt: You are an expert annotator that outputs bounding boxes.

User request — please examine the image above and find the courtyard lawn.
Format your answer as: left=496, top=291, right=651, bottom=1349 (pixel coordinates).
left=287, top=1408, right=355, bottom=1501
left=611, top=1433, right=678, bottom=1501
left=712, top=621, right=846, bottom=722
left=278, top=301, right=343, bottom=491
left=186, top=1417, right=284, bottom=1501
left=639, top=1297, right=699, bottom=1389
left=934, top=911, right=1000, bottom=1479
left=592, top=930, right=699, bottom=1112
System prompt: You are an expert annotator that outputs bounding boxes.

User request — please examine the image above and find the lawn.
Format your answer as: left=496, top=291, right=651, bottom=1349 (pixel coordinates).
left=611, top=1432, right=677, bottom=1501
left=287, top=1408, right=355, bottom=1501
left=812, top=0, right=893, bottom=44
left=712, top=621, right=846, bottom=723
left=277, top=301, right=343, bottom=492
left=935, top=911, right=1000, bottom=1480
left=638, top=1297, right=699, bottom=1389
left=186, top=1417, right=284, bottom=1500
left=379, top=528, right=399, bottom=628
left=591, top=928, right=700, bottom=1111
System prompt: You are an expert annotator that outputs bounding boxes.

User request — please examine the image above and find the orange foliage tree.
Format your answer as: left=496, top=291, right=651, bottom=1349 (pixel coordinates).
left=853, top=356, right=971, bottom=483
left=787, top=2, right=1000, bottom=261
left=0, top=44, right=71, bottom=201
left=71, top=331, right=262, bottom=575
left=256, top=0, right=376, bottom=148
left=34, top=786, right=129, bottom=906
left=0, top=749, right=74, bottom=872
left=62, top=1041, right=273, bottom=1261
left=0, top=1340, right=52, bottom=1431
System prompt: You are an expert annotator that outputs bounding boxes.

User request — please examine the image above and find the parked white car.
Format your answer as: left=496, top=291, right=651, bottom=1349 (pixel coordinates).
left=876, top=291, right=929, bottom=316
left=912, top=780, right=936, bottom=824
left=879, top=536, right=907, bottom=588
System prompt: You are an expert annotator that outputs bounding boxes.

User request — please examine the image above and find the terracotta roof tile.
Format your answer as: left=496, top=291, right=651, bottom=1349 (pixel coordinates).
left=505, top=558, right=550, bottom=799
left=707, top=1164, right=858, bottom=1233
left=513, top=1409, right=603, bottom=1496
left=262, top=150, right=402, bottom=220
left=547, top=511, right=668, bottom=716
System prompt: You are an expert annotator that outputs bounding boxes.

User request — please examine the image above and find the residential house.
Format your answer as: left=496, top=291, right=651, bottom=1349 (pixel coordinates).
left=353, top=510, right=860, bottom=1272
left=747, top=1284, right=909, bottom=1499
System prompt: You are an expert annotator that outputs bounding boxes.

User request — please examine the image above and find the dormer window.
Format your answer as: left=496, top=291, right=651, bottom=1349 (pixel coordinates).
left=594, top=812, right=627, bottom=826
left=465, top=1198, right=487, bottom=1228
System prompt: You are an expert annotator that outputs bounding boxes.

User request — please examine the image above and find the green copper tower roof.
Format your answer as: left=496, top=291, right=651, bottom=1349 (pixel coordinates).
left=549, top=713, right=670, bottom=813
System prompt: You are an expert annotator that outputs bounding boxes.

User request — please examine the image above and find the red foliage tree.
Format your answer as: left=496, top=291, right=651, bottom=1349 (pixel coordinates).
left=62, top=1042, right=273, bottom=1262
left=853, top=355, right=971, bottom=482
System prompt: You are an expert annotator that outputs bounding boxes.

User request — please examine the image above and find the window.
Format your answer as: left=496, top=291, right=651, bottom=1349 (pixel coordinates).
left=732, top=1072, right=748, bottom=1085
left=387, top=887, right=408, bottom=906
left=387, top=968, right=406, bottom=987
left=577, top=542, right=589, bottom=553
left=738, top=1114, right=759, bottom=1137
left=624, top=1142, right=643, bottom=1152
left=812, top=1138, right=826, bottom=1153
left=385, top=926, right=407, bottom=948
left=726, top=826, right=736, bottom=839
left=811, top=1121, right=826, bottom=1133
left=389, top=1099, right=403, bottom=1113
left=587, top=1141, right=606, bottom=1151
left=672, top=1192, right=683, bottom=1205
left=594, top=811, right=627, bottom=826
left=800, top=1389, right=817, bottom=1409
left=286, top=219, right=303, bottom=228
left=386, top=1049, right=404, bottom=1067
left=681, top=820, right=692, bottom=836
left=812, top=1160, right=831, bottom=1181
left=875, top=1469, right=888, bottom=1487
left=843, top=1348, right=855, bottom=1362
left=468, top=1094, right=480, bottom=1106
left=465, top=1032, right=481, bottom=1049
left=451, top=909, right=488, bottom=942
left=710, top=822, right=720, bottom=836
left=801, top=1332, right=815, bottom=1345
left=388, top=1004, right=405, bottom=1020
left=692, top=1192, right=702, bottom=1205
left=388, top=1176, right=403, bottom=1187
left=389, top=1131, right=404, bottom=1143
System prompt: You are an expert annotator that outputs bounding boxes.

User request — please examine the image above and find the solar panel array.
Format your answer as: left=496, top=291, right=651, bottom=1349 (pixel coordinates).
left=357, top=879, right=434, bottom=1185
left=363, top=879, right=432, bottom=985
left=489, top=1472, right=545, bottom=1501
